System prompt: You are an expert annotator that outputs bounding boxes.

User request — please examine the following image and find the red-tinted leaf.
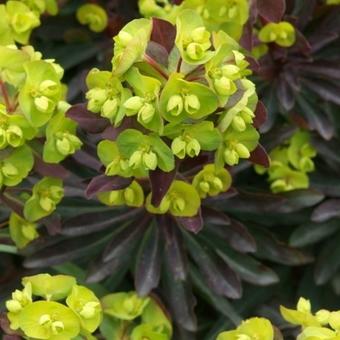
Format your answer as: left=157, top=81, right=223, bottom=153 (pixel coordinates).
left=161, top=216, right=188, bottom=281
left=135, top=224, right=161, bottom=296
left=276, top=77, right=295, bottom=111
left=311, top=199, right=340, bottom=223
left=151, top=18, right=176, bottom=53
left=66, top=104, right=109, bottom=133
left=299, top=61, right=340, bottom=80
left=0, top=192, right=23, bottom=217
left=103, top=215, right=150, bottom=262
left=72, top=149, right=103, bottom=172
left=33, top=155, right=69, bottom=179
left=304, top=79, right=340, bottom=106
left=42, top=214, right=62, bottom=236
left=85, top=175, right=132, bottom=198
left=62, top=208, right=142, bottom=236
left=176, top=209, right=203, bottom=234
left=149, top=166, right=177, bottom=207
left=249, top=144, right=270, bottom=168
left=257, top=0, right=286, bottom=22
left=253, top=101, right=267, bottom=129
left=146, top=41, right=169, bottom=66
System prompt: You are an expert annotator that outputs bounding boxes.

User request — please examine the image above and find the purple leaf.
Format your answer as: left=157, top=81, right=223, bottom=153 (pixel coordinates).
left=85, top=175, right=132, bottom=198
left=253, top=100, right=267, bottom=129
left=304, top=79, right=340, bottom=106
left=62, top=209, right=143, bottom=236
left=151, top=18, right=176, bottom=53
left=66, top=104, right=109, bottom=133
left=146, top=41, right=169, bottom=66
left=102, top=215, right=151, bottom=262
left=276, top=77, right=295, bottom=111
left=183, top=231, right=242, bottom=299
left=163, top=254, right=197, bottom=332
left=311, top=199, right=340, bottom=223
left=33, top=155, right=69, bottom=179
left=161, top=216, right=188, bottom=281
left=176, top=209, right=203, bottom=234
left=149, top=166, right=177, bottom=207
left=249, top=144, right=270, bottom=168
left=72, top=149, right=103, bottom=172
left=257, top=0, right=286, bottom=22
left=135, top=224, right=161, bottom=296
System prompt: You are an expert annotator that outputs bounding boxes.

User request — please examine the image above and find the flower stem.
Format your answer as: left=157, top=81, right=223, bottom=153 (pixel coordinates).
left=0, top=80, right=13, bottom=112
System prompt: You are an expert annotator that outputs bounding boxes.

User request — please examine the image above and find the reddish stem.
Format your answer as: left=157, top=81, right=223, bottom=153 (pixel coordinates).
left=0, top=80, right=13, bottom=112
left=177, top=57, right=182, bottom=73
left=144, top=54, right=169, bottom=80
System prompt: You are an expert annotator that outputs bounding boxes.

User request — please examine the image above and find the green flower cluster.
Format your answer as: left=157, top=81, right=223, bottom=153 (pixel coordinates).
left=0, top=43, right=81, bottom=247
left=258, top=21, right=296, bottom=48
left=100, top=291, right=172, bottom=339
left=281, top=297, right=340, bottom=339
left=216, top=317, right=274, bottom=340
left=139, top=0, right=249, bottom=39
left=87, top=10, right=260, bottom=217
left=255, top=130, right=316, bottom=193
left=6, top=274, right=102, bottom=339
left=0, top=0, right=57, bottom=45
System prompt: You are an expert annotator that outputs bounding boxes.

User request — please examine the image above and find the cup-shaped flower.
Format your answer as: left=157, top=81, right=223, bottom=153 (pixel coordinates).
left=66, top=285, right=103, bottom=333
left=217, top=317, right=274, bottom=340
left=175, top=10, right=214, bottom=65
left=259, top=21, right=296, bottom=47
left=193, top=164, right=231, bottom=198
left=22, top=273, right=76, bottom=301
left=112, top=18, right=152, bottom=76
left=160, top=74, right=218, bottom=123
left=146, top=180, right=201, bottom=217
left=76, top=4, right=108, bottom=33
left=9, top=212, right=39, bottom=249
left=131, top=324, right=170, bottom=340
left=19, top=60, right=63, bottom=127
left=4, top=1, right=40, bottom=45
left=0, top=145, right=34, bottom=188
left=18, top=301, right=80, bottom=339
left=101, top=292, right=150, bottom=320
left=23, top=177, right=64, bottom=222
left=217, top=125, right=259, bottom=166
left=43, top=108, right=82, bottom=163
left=6, top=282, right=32, bottom=330
left=124, top=67, right=162, bottom=132
left=98, top=181, right=145, bottom=208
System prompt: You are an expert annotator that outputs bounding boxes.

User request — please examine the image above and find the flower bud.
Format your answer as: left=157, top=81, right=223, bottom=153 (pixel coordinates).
left=22, top=223, right=38, bottom=241
left=39, top=80, right=58, bottom=97
left=186, top=42, right=204, bottom=60
left=138, top=103, right=155, bottom=123
left=299, top=157, right=314, bottom=172
left=6, top=125, right=24, bottom=147
left=51, top=321, right=64, bottom=335
left=79, top=302, right=99, bottom=319
left=240, top=107, right=255, bottom=123
left=2, top=162, right=18, bottom=177
left=214, top=77, right=234, bottom=96
left=184, top=94, right=200, bottom=114
left=199, top=181, right=210, bottom=193
left=101, top=98, right=119, bottom=121
left=86, top=88, right=107, bottom=113
left=6, top=299, right=22, bottom=313
left=297, top=297, right=311, bottom=313
left=129, top=150, right=143, bottom=169
left=172, top=197, right=186, bottom=213
left=186, top=138, right=200, bottom=157
left=171, top=137, right=186, bottom=159
left=224, top=149, right=239, bottom=165
left=124, top=187, right=135, bottom=205
left=124, top=96, right=144, bottom=113
left=143, top=151, right=157, bottom=170
left=167, top=95, right=183, bottom=116
left=191, top=27, right=208, bottom=43
left=56, top=136, right=72, bottom=155
left=232, top=115, right=246, bottom=132
left=235, top=143, right=250, bottom=158
left=221, top=64, right=240, bottom=78
left=34, top=96, right=53, bottom=113
left=212, top=177, right=223, bottom=191
left=39, top=196, right=54, bottom=212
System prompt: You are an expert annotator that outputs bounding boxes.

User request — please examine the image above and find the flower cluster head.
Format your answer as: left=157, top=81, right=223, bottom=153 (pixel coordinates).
left=101, top=291, right=172, bottom=339
left=76, top=3, right=108, bottom=33
left=139, top=0, right=249, bottom=39
left=216, top=317, right=274, bottom=340
left=255, top=130, right=316, bottom=193
left=0, top=43, right=82, bottom=248
left=258, top=21, right=296, bottom=48
left=0, top=0, right=58, bottom=45
left=280, top=297, right=340, bottom=339
left=5, top=273, right=102, bottom=339
left=82, top=9, right=262, bottom=218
